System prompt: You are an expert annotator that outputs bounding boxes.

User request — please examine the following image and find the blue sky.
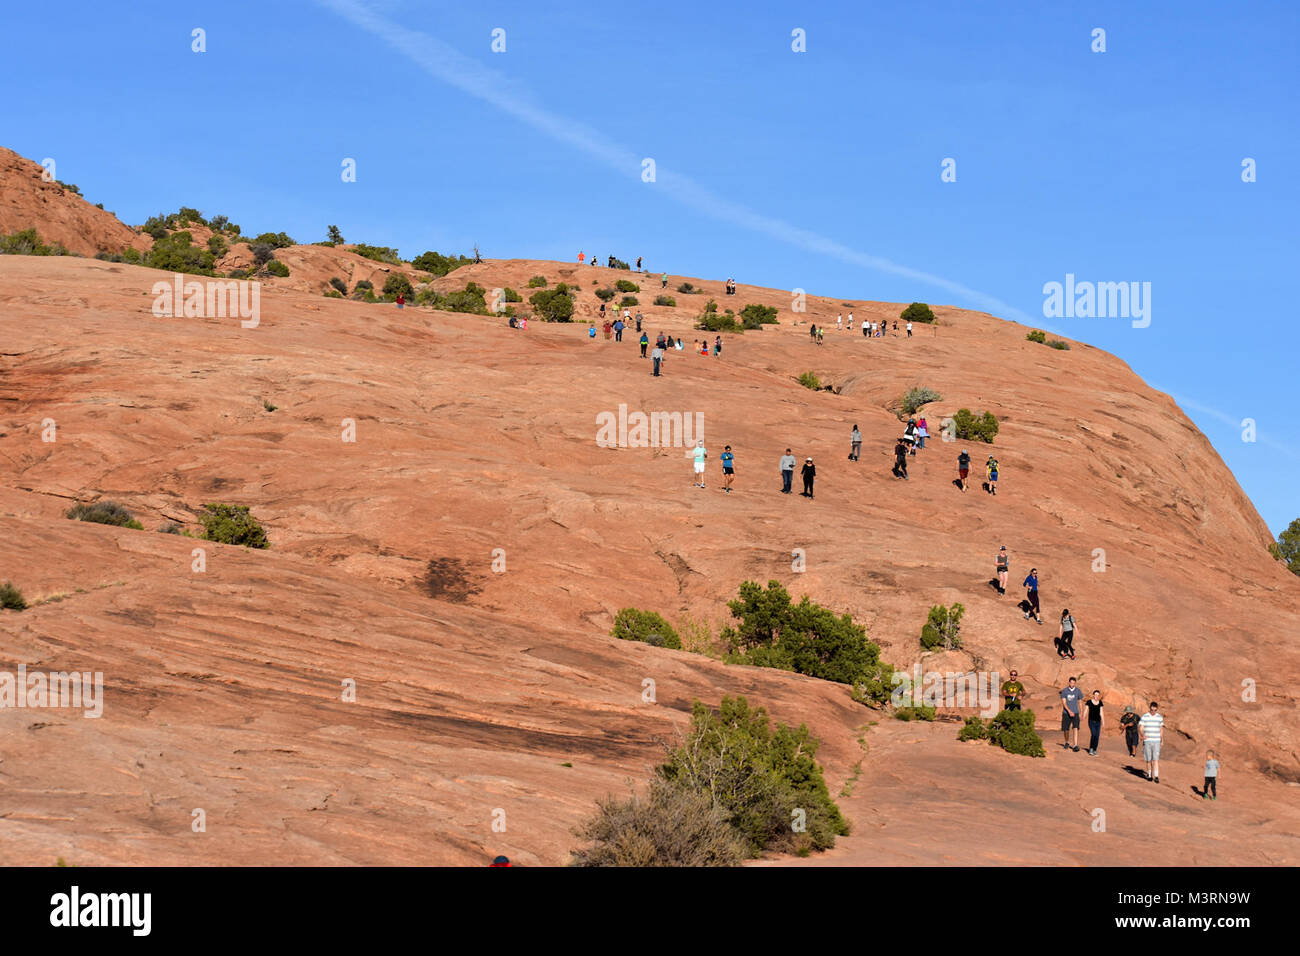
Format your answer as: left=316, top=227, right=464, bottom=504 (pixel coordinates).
left=6, top=0, right=1296, bottom=533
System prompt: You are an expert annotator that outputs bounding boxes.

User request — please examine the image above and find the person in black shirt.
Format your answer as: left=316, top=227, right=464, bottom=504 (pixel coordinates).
left=957, top=449, right=971, bottom=491
left=892, top=439, right=909, bottom=479
left=1084, top=691, right=1105, bottom=755
left=801, top=457, right=816, bottom=497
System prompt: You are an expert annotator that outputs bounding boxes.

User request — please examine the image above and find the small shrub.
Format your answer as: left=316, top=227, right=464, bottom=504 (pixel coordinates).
left=329, top=277, right=348, bottom=295
left=614, top=279, right=640, bottom=293
left=676, top=282, right=699, bottom=294
left=900, top=302, right=936, bottom=324
left=894, top=705, right=937, bottom=721
left=569, top=778, right=746, bottom=867
left=327, top=225, right=344, bottom=245
left=383, top=272, right=414, bottom=298
left=207, top=234, right=228, bottom=258
left=594, top=287, right=617, bottom=302
left=1026, top=329, right=1047, bottom=344
left=0, top=581, right=27, bottom=610
left=1271, top=519, right=1300, bottom=575
left=208, top=215, right=230, bottom=233
left=503, top=287, right=522, bottom=303
left=0, top=228, right=71, bottom=256
left=619, top=296, right=638, bottom=307
left=920, top=602, right=965, bottom=651
left=1048, top=339, right=1071, bottom=350
left=428, top=281, right=489, bottom=314
left=250, top=243, right=275, bottom=267
left=797, top=371, right=822, bottom=390
left=323, top=289, right=343, bottom=298
left=529, top=283, right=576, bottom=322
left=610, top=256, right=630, bottom=270
left=953, top=408, right=999, bottom=444
left=250, top=231, right=295, bottom=250
left=738, top=303, right=778, bottom=329
left=66, top=501, right=142, bottom=529
left=410, top=250, right=473, bottom=277
left=611, top=608, right=682, bottom=649
left=526, top=275, right=548, bottom=288
left=158, top=523, right=183, bottom=535
left=985, top=709, right=1046, bottom=757
left=900, top=385, right=942, bottom=416
left=198, top=503, right=269, bottom=549
left=351, top=243, right=402, bottom=265
left=697, top=312, right=742, bottom=332
left=958, top=716, right=989, bottom=741
left=146, top=232, right=215, bottom=275
left=265, top=260, right=290, bottom=278
left=262, top=399, right=277, bottom=412
left=353, top=279, right=374, bottom=293
left=654, top=295, right=676, bottom=307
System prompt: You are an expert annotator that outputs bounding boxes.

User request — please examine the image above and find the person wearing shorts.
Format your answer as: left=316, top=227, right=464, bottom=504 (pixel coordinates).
left=720, top=445, right=735, bottom=493
left=691, top=440, right=707, bottom=488
left=1023, top=568, right=1043, bottom=623
left=1060, top=677, right=1083, bottom=752
left=996, top=546, right=1009, bottom=595
left=1139, top=701, right=1164, bottom=783
left=957, top=450, right=971, bottom=491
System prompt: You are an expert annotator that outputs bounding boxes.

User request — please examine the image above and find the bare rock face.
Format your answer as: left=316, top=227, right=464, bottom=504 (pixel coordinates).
left=1, top=246, right=1297, bottom=865
left=0, top=147, right=149, bottom=256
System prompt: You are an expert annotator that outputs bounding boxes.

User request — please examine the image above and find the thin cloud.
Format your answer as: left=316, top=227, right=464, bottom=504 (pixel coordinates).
left=315, top=0, right=1041, bottom=325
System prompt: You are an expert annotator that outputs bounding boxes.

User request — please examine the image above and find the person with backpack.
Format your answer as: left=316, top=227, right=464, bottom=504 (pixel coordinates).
left=779, top=448, right=796, bottom=494
left=800, top=456, right=816, bottom=497
left=916, top=417, right=929, bottom=449
left=986, top=455, right=999, bottom=495
left=1023, top=568, right=1043, bottom=624
left=656, top=331, right=666, bottom=350
left=849, top=425, right=861, bottom=461
left=639, top=331, right=649, bottom=357
left=957, top=449, right=971, bottom=491
left=904, top=418, right=919, bottom=455
left=892, top=437, right=909, bottom=480
left=995, top=545, right=1009, bottom=595
left=1058, top=609, right=1077, bottom=659
left=809, top=324, right=817, bottom=341
left=816, top=326, right=824, bottom=346
left=635, top=311, right=643, bottom=332
left=720, top=445, right=736, bottom=493
left=1120, top=705, right=1140, bottom=757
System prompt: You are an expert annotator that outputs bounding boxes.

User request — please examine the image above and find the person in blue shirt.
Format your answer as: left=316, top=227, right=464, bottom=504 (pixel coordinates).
left=1023, top=568, right=1042, bottom=624
left=720, top=446, right=736, bottom=493
left=588, top=324, right=596, bottom=338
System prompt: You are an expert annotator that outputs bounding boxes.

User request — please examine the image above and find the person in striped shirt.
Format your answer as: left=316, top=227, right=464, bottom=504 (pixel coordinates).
left=1139, top=701, right=1165, bottom=784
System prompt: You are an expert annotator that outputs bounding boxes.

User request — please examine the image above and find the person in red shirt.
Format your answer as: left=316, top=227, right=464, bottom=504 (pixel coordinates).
left=396, top=294, right=404, bottom=309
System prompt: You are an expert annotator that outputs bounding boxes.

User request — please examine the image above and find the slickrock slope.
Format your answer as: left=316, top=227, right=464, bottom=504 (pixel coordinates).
left=1, top=253, right=1296, bottom=866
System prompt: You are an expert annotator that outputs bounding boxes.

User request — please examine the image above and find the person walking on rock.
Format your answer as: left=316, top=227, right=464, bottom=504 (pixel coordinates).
left=1085, top=690, right=1105, bottom=755
left=995, top=545, right=1009, bottom=595
left=661, top=272, right=668, bottom=289
left=1120, top=705, right=1140, bottom=757
left=957, top=449, right=971, bottom=491
left=691, top=440, right=708, bottom=488
left=892, top=437, right=909, bottom=480
left=651, top=343, right=663, bottom=376
left=849, top=425, right=861, bottom=461
left=904, top=418, right=919, bottom=455
left=801, top=456, right=816, bottom=498
left=985, top=455, right=999, bottom=495
left=779, top=448, right=796, bottom=494
left=613, top=317, right=624, bottom=342
left=1139, top=701, right=1164, bottom=783
left=1001, top=670, right=1027, bottom=711
left=1203, top=750, right=1220, bottom=800
left=720, top=445, right=736, bottom=493
left=1057, top=608, right=1077, bottom=659
left=1060, top=676, right=1083, bottom=752
left=714, top=335, right=722, bottom=357
left=639, top=331, right=649, bottom=357
left=1023, top=568, right=1043, bottom=624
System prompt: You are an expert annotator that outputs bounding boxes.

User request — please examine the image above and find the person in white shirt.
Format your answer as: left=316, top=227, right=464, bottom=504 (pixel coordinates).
left=691, top=440, right=708, bottom=488
left=1139, top=701, right=1165, bottom=783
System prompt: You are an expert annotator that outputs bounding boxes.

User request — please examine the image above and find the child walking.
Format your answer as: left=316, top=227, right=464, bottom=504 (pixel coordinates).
left=1204, top=750, right=1220, bottom=800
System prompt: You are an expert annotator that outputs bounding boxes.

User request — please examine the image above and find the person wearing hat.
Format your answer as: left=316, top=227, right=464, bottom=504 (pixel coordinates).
left=892, top=436, right=909, bottom=479
left=1119, top=705, right=1140, bottom=757
left=995, top=546, right=1009, bottom=595
left=800, top=456, right=816, bottom=498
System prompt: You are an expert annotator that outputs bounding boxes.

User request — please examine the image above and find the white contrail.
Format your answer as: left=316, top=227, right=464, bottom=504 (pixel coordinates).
left=315, top=0, right=1043, bottom=326
left=1166, top=391, right=1300, bottom=462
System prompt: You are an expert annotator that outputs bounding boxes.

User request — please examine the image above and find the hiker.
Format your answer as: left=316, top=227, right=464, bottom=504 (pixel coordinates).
left=995, top=546, right=1009, bottom=595
left=578, top=251, right=585, bottom=264
left=608, top=255, right=615, bottom=268
left=809, top=324, right=817, bottom=341
left=892, top=437, right=909, bottom=480
left=816, top=326, right=824, bottom=345
left=904, top=418, right=919, bottom=454
left=957, top=449, right=971, bottom=491
left=800, top=457, right=816, bottom=497
left=1203, top=750, right=1220, bottom=800
left=588, top=323, right=597, bottom=339
left=674, top=337, right=684, bottom=351
left=691, top=440, right=708, bottom=488
left=1060, top=677, right=1083, bottom=752
left=508, top=316, right=518, bottom=328
left=779, top=448, right=796, bottom=494
left=916, top=416, right=929, bottom=449
left=603, top=320, right=612, bottom=340
left=714, top=335, right=722, bottom=357
left=636, top=256, right=642, bottom=271
left=396, top=293, right=405, bottom=309
left=1001, top=670, right=1027, bottom=711
left=1022, top=568, right=1043, bottom=623
left=893, top=321, right=899, bottom=334
left=721, top=445, right=736, bottom=493
left=862, top=321, right=870, bottom=338
left=1139, top=701, right=1164, bottom=783
left=635, top=311, right=643, bottom=332
left=639, top=331, right=649, bottom=357
left=651, top=343, right=663, bottom=376
left=656, top=332, right=666, bottom=350
left=613, top=318, right=624, bottom=342
left=985, top=455, right=999, bottom=495
left=665, top=334, right=675, bottom=349
left=699, top=339, right=709, bottom=356
left=837, top=313, right=843, bottom=331
left=849, top=425, right=861, bottom=461
left=906, top=320, right=913, bottom=337
left=1120, top=706, right=1140, bottom=757
left=661, top=272, right=668, bottom=289
left=1057, top=609, right=1077, bottom=659
left=847, top=311, right=854, bottom=330
left=1085, top=690, right=1105, bottom=755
